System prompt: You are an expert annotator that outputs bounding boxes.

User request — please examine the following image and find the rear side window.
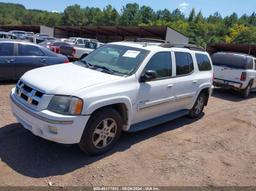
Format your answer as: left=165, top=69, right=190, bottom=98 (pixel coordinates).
left=18, top=44, right=45, bottom=56
left=85, top=42, right=97, bottom=49
left=0, top=43, right=14, bottom=56
left=144, top=52, right=172, bottom=79
left=196, top=54, right=212, bottom=71
left=175, top=52, right=194, bottom=76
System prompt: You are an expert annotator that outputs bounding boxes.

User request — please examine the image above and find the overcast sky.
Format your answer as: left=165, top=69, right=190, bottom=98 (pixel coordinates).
left=2, top=0, right=256, bottom=17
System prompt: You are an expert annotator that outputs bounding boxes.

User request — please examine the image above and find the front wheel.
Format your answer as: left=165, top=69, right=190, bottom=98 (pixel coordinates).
left=79, top=108, right=122, bottom=155
left=189, top=93, right=206, bottom=118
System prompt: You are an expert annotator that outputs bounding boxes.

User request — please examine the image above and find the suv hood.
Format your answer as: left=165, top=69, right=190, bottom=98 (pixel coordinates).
left=21, top=63, right=122, bottom=95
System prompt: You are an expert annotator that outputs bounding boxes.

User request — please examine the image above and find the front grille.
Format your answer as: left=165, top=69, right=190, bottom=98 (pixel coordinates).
left=16, top=81, right=44, bottom=107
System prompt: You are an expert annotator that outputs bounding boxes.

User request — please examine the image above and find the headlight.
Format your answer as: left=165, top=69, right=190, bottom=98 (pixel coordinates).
left=47, top=95, right=83, bottom=115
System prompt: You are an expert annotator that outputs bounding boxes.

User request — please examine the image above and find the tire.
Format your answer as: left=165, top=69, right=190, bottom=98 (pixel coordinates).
left=79, top=108, right=122, bottom=155
left=240, top=83, right=251, bottom=98
left=189, top=92, right=207, bottom=119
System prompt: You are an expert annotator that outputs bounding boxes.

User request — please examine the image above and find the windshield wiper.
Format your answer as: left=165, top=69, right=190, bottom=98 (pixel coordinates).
left=78, top=60, right=125, bottom=76
left=79, top=60, right=93, bottom=68
left=91, top=65, right=114, bottom=74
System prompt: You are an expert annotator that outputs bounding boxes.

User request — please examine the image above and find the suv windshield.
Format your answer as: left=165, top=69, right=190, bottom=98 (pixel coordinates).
left=80, top=44, right=149, bottom=76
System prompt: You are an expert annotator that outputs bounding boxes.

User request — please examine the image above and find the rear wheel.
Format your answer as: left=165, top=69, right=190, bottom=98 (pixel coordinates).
left=241, top=83, right=251, bottom=98
left=79, top=108, right=122, bottom=155
left=189, top=93, right=206, bottom=118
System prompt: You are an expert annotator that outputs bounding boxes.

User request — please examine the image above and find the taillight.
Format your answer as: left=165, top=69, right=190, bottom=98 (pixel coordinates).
left=240, top=72, right=247, bottom=81
left=64, top=59, right=69, bottom=63
left=55, top=47, right=60, bottom=54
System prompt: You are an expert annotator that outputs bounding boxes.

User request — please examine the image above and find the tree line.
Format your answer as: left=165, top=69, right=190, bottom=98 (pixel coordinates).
left=0, top=2, right=256, bottom=47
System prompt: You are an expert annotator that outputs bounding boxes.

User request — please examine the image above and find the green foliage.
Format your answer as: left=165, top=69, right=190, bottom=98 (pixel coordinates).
left=0, top=2, right=255, bottom=46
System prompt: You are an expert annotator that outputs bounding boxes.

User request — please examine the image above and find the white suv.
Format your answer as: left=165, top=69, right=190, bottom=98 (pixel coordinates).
left=10, top=41, right=213, bottom=155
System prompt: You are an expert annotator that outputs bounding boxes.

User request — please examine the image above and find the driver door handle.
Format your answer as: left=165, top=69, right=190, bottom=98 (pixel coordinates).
left=40, top=58, right=46, bottom=62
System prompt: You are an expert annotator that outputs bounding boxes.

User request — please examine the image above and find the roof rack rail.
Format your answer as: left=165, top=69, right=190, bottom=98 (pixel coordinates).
left=160, top=43, right=205, bottom=51
left=125, top=38, right=168, bottom=43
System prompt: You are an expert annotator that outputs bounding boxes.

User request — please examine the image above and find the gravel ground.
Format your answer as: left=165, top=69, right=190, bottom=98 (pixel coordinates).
left=0, top=84, right=256, bottom=186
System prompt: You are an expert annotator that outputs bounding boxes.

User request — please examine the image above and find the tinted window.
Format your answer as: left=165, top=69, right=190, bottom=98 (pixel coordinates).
left=0, top=43, right=14, bottom=56
left=212, top=53, right=253, bottom=69
left=196, top=54, right=212, bottom=71
left=144, top=52, right=172, bottom=79
left=175, top=52, right=194, bottom=75
left=85, top=42, right=97, bottom=49
left=19, top=44, right=45, bottom=56
left=77, top=39, right=83, bottom=44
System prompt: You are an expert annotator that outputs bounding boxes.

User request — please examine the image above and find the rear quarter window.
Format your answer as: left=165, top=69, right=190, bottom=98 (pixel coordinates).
left=196, top=53, right=212, bottom=71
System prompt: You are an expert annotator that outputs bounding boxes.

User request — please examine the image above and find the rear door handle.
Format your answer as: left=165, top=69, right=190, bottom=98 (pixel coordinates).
left=167, top=84, right=173, bottom=88
left=6, top=59, right=14, bottom=63
left=192, top=80, right=198, bottom=84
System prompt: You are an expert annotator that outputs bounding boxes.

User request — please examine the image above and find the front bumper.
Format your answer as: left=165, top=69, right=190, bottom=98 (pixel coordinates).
left=10, top=89, right=90, bottom=144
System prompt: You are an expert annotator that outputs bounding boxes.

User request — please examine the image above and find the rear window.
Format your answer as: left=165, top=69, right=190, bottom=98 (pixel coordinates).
left=0, top=43, right=14, bottom=56
left=212, top=53, right=254, bottom=70
left=196, top=54, right=212, bottom=71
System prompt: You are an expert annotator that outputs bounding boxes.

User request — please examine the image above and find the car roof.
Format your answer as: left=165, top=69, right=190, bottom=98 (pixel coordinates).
left=109, top=41, right=208, bottom=54
left=9, top=30, right=26, bottom=33
left=213, top=51, right=256, bottom=59
left=0, top=40, right=41, bottom=47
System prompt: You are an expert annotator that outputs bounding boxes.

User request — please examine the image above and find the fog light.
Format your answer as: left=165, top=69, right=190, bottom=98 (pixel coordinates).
left=48, top=126, right=58, bottom=134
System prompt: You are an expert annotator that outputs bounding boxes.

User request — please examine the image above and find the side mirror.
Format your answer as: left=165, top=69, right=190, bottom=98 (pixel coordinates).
left=140, top=70, right=157, bottom=82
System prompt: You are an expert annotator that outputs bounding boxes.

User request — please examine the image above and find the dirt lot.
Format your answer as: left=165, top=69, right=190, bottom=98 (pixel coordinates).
left=0, top=83, right=256, bottom=187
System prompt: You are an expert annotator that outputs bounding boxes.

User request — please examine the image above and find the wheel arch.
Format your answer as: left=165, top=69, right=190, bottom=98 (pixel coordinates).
left=192, top=84, right=212, bottom=108
left=85, top=98, right=133, bottom=131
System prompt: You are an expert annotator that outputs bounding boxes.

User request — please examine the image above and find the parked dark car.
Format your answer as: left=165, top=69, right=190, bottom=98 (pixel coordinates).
left=39, top=40, right=76, bottom=61
left=9, top=30, right=27, bottom=40
left=34, top=34, right=56, bottom=44
left=25, top=31, right=35, bottom=42
left=0, top=41, right=69, bottom=81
